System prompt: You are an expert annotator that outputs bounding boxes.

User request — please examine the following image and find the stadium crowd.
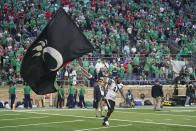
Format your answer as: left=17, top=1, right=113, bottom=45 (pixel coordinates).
left=0, top=0, right=196, bottom=86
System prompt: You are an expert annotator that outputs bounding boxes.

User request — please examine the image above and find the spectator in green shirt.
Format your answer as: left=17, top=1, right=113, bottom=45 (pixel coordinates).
left=78, top=84, right=86, bottom=108
left=24, top=83, right=32, bottom=109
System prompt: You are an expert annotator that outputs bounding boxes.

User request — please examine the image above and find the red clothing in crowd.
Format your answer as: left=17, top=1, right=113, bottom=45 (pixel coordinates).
left=61, top=0, right=70, bottom=5
left=100, top=0, right=104, bottom=6
left=90, top=0, right=96, bottom=8
left=18, top=12, right=24, bottom=19
left=140, top=50, right=146, bottom=55
left=69, top=2, right=74, bottom=7
left=9, top=7, right=14, bottom=13
left=0, top=47, right=6, bottom=56
left=104, top=22, right=109, bottom=28
left=45, top=11, right=51, bottom=19
left=126, top=5, right=130, bottom=10
left=65, top=0, right=70, bottom=5
left=123, top=63, right=128, bottom=71
left=175, top=17, right=183, bottom=27
left=130, top=16, right=135, bottom=23
left=7, top=13, right=16, bottom=22
left=3, top=4, right=8, bottom=13
left=125, top=13, right=130, bottom=21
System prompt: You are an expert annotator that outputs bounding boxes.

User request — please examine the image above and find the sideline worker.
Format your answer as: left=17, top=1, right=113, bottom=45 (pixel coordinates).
left=151, top=79, right=163, bottom=111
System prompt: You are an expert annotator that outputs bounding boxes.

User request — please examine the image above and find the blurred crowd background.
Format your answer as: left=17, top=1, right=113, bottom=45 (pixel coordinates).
left=0, top=0, right=196, bottom=87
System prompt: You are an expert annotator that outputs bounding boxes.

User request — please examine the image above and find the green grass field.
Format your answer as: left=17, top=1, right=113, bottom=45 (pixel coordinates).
left=0, top=107, right=196, bottom=131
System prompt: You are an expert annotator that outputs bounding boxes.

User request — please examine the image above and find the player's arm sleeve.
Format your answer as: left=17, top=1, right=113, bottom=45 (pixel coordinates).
left=119, top=87, right=126, bottom=100
left=104, top=78, right=110, bottom=91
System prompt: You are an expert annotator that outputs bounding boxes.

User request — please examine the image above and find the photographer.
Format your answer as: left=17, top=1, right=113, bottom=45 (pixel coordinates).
left=185, top=82, right=192, bottom=107
left=190, top=82, right=195, bottom=106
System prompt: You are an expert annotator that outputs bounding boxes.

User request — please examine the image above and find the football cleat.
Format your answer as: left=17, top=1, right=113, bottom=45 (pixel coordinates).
left=102, top=121, right=109, bottom=126
left=105, top=121, right=109, bottom=126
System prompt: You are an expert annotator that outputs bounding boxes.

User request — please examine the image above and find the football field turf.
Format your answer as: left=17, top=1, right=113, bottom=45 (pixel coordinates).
left=0, top=107, right=196, bottom=131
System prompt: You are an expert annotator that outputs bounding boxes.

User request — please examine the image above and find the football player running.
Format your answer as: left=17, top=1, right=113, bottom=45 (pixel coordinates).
left=103, top=76, right=126, bottom=126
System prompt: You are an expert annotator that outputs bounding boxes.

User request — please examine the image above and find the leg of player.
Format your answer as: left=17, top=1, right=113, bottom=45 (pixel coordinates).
left=103, top=99, right=115, bottom=126
left=103, top=108, right=113, bottom=126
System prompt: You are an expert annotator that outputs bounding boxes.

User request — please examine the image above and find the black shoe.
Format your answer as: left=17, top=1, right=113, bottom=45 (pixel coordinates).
left=101, top=115, right=105, bottom=117
left=104, top=117, right=108, bottom=122
left=102, top=122, right=106, bottom=126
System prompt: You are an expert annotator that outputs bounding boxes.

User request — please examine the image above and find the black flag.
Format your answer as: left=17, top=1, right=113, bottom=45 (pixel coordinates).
left=21, top=7, right=94, bottom=95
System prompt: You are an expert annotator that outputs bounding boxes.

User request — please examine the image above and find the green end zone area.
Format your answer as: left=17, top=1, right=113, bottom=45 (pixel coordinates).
left=0, top=107, right=196, bottom=131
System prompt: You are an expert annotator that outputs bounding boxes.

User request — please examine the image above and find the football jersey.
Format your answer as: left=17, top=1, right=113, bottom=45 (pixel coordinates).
left=105, top=78, right=123, bottom=102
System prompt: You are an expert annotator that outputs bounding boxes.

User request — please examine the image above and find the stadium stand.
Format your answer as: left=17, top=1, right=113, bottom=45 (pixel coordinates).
left=0, top=0, right=195, bottom=86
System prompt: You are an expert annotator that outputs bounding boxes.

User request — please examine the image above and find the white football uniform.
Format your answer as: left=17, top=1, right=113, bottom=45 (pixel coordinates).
left=105, top=78, right=123, bottom=102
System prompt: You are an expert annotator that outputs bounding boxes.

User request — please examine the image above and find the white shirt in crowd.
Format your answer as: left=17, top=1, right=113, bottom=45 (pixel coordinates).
left=127, top=27, right=132, bottom=34
left=131, top=46, right=136, bottom=54
left=95, top=60, right=104, bottom=73
left=63, top=5, right=69, bottom=13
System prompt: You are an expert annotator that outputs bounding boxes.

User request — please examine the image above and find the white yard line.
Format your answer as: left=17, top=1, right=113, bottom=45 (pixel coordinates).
left=128, top=120, right=196, bottom=128
left=115, top=110, right=196, bottom=118
left=185, top=119, right=191, bottom=121
left=0, top=114, right=20, bottom=116
left=144, top=119, right=153, bottom=121
left=0, top=120, right=84, bottom=129
left=22, top=111, right=196, bottom=128
left=164, top=119, right=172, bottom=121
left=0, top=116, right=48, bottom=121
left=116, top=107, right=196, bottom=109
left=75, top=124, right=132, bottom=131
left=11, top=108, right=94, bottom=112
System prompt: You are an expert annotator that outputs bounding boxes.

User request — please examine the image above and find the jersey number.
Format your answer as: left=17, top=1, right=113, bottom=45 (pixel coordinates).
left=113, top=86, right=118, bottom=93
